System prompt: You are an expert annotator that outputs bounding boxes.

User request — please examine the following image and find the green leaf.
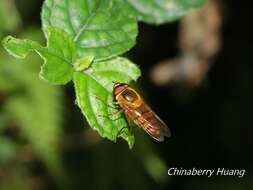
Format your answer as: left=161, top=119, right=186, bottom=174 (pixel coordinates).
left=2, top=27, right=75, bottom=84
left=2, top=36, right=42, bottom=59
left=73, top=57, right=141, bottom=148
left=0, top=136, right=16, bottom=164
left=125, top=0, right=207, bottom=24
left=42, top=0, right=137, bottom=61
left=73, top=55, right=94, bottom=71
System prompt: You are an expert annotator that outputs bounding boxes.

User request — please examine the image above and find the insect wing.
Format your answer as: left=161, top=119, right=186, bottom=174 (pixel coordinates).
left=135, top=103, right=171, bottom=141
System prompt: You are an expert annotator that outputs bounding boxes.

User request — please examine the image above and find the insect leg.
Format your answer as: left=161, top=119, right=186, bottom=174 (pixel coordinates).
left=116, top=126, right=129, bottom=138
left=98, top=109, right=124, bottom=121
left=125, top=114, right=135, bottom=134
left=116, top=114, right=135, bottom=138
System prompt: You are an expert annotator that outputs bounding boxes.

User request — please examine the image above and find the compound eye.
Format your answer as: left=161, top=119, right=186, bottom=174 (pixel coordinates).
left=122, top=90, right=138, bottom=102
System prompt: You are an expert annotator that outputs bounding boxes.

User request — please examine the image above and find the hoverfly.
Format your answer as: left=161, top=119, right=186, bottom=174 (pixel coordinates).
left=113, top=83, right=171, bottom=141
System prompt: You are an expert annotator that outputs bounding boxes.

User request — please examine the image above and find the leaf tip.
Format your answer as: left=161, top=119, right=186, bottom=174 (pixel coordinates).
left=1, top=35, right=42, bottom=59
left=74, top=56, right=94, bottom=71
left=119, top=130, right=135, bottom=149
left=2, top=35, right=13, bottom=45
left=127, top=136, right=135, bottom=149
left=2, top=35, right=24, bottom=58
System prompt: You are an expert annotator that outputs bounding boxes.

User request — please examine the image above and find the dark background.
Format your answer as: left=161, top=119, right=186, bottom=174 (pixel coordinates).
left=133, top=0, right=253, bottom=188
left=1, top=0, right=252, bottom=189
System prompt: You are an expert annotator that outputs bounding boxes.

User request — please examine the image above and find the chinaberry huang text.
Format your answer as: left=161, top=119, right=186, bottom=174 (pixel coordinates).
left=168, top=167, right=245, bottom=178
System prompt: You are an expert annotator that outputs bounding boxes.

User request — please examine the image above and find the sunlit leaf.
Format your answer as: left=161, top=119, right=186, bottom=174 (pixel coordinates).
left=74, top=57, right=141, bottom=148
left=2, top=0, right=142, bottom=148
left=42, top=0, right=137, bottom=61
left=125, top=0, right=207, bottom=24
left=2, top=27, right=75, bottom=84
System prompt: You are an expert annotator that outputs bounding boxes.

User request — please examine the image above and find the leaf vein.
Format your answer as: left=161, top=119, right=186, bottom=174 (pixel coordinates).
left=73, top=0, right=103, bottom=42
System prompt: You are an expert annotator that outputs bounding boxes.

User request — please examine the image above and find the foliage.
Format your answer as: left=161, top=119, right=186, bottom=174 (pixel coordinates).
left=125, top=0, right=207, bottom=24
left=42, top=0, right=138, bottom=61
left=2, top=0, right=206, bottom=148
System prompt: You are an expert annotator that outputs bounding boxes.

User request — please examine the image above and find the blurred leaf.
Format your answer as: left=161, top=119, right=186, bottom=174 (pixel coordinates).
left=0, top=136, right=16, bottom=164
left=0, top=114, right=5, bottom=132
left=0, top=0, right=21, bottom=37
left=145, top=154, right=168, bottom=183
left=42, top=0, right=137, bottom=61
left=2, top=27, right=75, bottom=84
left=0, top=165, right=30, bottom=190
left=0, top=28, right=65, bottom=181
left=125, top=0, right=207, bottom=24
left=134, top=134, right=169, bottom=183
left=74, top=57, right=140, bottom=148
